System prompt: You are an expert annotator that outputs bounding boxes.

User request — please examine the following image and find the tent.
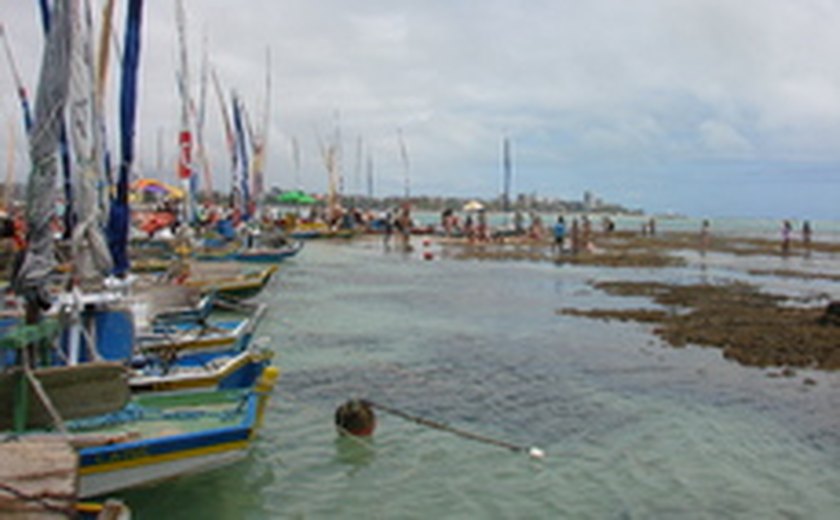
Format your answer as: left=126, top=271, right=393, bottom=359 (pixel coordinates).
left=276, top=190, right=316, bottom=205
left=462, top=200, right=485, bottom=212
left=132, top=178, right=185, bottom=199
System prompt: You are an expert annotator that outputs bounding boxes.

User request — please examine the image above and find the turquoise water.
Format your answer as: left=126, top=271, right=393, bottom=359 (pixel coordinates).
left=124, top=236, right=840, bottom=519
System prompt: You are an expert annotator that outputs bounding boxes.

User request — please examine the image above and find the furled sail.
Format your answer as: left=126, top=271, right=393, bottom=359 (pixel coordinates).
left=67, top=0, right=113, bottom=283
left=14, top=0, right=74, bottom=311
left=106, top=0, right=144, bottom=277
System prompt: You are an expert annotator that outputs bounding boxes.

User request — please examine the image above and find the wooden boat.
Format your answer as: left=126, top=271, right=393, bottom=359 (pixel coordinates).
left=233, top=240, right=303, bottom=263
left=136, top=303, right=266, bottom=357
left=183, top=265, right=278, bottom=301
left=2, top=322, right=280, bottom=499
left=151, top=291, right=216, bottom=326
left=129, top=341, right=273, bottom=393
left=75, top=366, right=278, bottom=498
left=289, top=221, right=356, bottom=240
left=2, top=365, right=279, bottom=499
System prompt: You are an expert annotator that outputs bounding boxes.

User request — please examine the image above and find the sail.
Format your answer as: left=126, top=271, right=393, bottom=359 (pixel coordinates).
left=0, top=23, right=34, bottom=132
left=14, top=0, right=73, bottom=309
left=37, top=0, right=76, bottom=239
left=68, top=0, right=113, bottom=282
left=232, top=94, right=250, bottom=220
left=211, top=69, right=237, bottom=203
left=106, top=0, right=144, bottom=277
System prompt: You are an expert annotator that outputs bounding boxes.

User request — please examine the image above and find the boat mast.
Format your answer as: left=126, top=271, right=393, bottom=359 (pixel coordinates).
left=502, top=136, right=512, bottom=213
left=397, top=128, right=410, bottom=199
left=175, top=0, right=193, bottom=224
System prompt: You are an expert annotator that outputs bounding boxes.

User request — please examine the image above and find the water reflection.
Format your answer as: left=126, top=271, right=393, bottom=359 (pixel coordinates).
left=334, top=436, right=377, bottom=473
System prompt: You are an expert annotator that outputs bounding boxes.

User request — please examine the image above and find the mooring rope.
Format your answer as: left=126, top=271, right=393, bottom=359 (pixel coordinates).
left=365, top=400, right=545, bottom=459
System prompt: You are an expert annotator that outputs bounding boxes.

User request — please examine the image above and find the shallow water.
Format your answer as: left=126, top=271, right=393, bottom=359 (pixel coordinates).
left=125, top=237, right=840, bottom=519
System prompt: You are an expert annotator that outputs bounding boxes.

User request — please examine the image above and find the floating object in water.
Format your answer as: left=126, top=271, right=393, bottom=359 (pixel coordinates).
left=422, top=237, right=433, bottom=260
left=335, top=399, right=376, bottom=436
left=366, top=400, right=544, bottom=459
left=528, top=447, right=546, bottom=459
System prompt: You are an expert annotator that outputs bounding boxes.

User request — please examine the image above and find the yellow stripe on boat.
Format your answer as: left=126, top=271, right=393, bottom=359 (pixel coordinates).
left=79, top=439, right=250, bottom=475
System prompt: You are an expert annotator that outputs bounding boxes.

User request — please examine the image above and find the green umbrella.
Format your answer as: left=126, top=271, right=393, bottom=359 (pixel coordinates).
left=276, top=190, right=316, bottom=205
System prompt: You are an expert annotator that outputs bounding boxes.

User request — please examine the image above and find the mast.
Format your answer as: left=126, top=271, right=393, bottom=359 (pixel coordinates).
left=291, top=136, right=301, bottom=190
left=175, top=0, right=193, bottom=224
left=249, top=48, right=271, bottom=217
left=366, top=152, right=374, bottom=199
left=397, top=128, right=410, bottom=199
left=0, top=23, right=34, bottom=132
left=94, top=0, right=116, bottom=212
left=502, top=136, right=512, bottom=213
left=194, top=34, right=214, bottom=198
left=4, top=120, right=14, bottom=211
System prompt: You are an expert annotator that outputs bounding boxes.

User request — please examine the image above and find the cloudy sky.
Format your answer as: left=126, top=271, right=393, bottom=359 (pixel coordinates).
left=2, top=0, right=840, bottom=219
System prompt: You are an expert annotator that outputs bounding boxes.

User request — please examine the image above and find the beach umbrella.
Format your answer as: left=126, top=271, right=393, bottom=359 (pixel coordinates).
left=276, top=190, right=316, bottom=205
left=132, top=178, right=185, bottom=199
left=463, top=200, right=485, bottom=212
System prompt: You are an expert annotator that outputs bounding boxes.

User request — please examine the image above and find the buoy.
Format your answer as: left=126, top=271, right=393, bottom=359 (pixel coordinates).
left=335, top=399, right=376, bottom=436
left=421, top=237, right=434, bottom=260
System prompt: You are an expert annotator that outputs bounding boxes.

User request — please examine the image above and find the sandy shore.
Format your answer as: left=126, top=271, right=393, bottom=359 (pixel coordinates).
left=439, top=230, right=840, bottom=371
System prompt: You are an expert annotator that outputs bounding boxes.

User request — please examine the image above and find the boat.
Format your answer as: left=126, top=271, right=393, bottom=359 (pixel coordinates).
left=128, top=343, right=273, bottom=393
left=75, top=365, right=277, bottom=498
left=136, top=302, right=265, bottom=357
left=1, top=364, right=279, bottom=499
left=233, top=240, right=303, bottom=263
left=290, top=221, right=356, bottom=240
left=183, top=264, right=278, bottom=301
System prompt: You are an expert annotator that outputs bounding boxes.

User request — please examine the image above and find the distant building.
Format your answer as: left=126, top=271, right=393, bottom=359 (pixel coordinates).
left=583, top=191, right=594, bottom=210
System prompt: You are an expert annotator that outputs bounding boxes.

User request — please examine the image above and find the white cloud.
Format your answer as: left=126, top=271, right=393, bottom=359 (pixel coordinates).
left=697, top=120, right=753, bottom=158
left=2, top=0, right=839, bottom=218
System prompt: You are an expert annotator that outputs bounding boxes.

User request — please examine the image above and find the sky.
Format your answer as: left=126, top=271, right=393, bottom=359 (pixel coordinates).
left=2, top=0, right=840, bottom=219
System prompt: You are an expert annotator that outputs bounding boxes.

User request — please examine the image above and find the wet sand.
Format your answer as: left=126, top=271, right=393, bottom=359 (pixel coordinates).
left=440, top=230, right=840, bottom=371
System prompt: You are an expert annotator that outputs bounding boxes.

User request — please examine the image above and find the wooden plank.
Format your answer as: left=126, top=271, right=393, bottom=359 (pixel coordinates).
left=0, top=438, right=77, bottom=518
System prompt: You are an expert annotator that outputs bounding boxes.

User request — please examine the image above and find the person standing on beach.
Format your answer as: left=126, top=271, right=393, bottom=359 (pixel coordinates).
left=553, top=216, right=566, bottom=255
left=781, top=220, right=792, bottom=255
left=802, top=220, right=812, bottom=254
left=570, top=218, right=580, bottom=255
left=382, top=210, right=394, bottom=251
left=582, top=215, right=593, bottom=252
left=477, top=210, right=488, bottom=241
left=397, top=204, right=413, bottom=252
left=513, top=210, right=524, bottom=235
left=700, top=219, right=710, bottom=254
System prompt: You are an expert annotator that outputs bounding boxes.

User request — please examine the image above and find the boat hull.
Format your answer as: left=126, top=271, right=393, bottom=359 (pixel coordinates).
left=76, top=365, right=279, bottom=498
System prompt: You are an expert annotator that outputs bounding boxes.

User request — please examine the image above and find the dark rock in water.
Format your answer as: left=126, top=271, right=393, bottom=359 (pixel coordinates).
left=819, top=301, right=840, bottom=326
left=335, top=399, right=376, bottom=436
